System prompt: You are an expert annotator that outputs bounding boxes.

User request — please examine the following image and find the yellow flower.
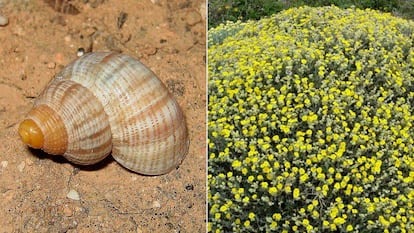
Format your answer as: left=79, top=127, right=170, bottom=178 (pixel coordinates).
left=231, top=160, right=241, bottom=168
left=273, top=213, right=282, bottom=221
left=293, top=188, right=300, bottom=200
left=285, top=185, right=292, bottom=193
left=215, top=213, right=221, bottom=220
left=244, top=220, right=250, bottom=227
left=299, top=173, right=309, bottom=183
left=333, top=217, right=346, bottom=225
left=248, top=212, right=255, bottom=220
left=379, top=215, right=390, bottom=228
left=269, top=187, right=278, bottom=195
left=330, top=207, right=339, bottom=219
left=219, top=205, right=228, bottom=212
left=270, top=221, right=278, bottom=230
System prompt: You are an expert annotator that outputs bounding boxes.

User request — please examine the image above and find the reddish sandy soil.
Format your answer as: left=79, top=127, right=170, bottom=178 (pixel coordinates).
left=0, top=0, right=206, bottom=232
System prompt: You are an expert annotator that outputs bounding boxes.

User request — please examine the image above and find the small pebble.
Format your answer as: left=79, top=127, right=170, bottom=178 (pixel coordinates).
left=152, top=200, right=161, bottom=208
left=0, top=161, right=8, bottom=168
left=0, top=15, right=9, bottom=26
left=77, top=48, right=85, bottom=57
left=47, top=62, right=56, bottom=69
left=185, top=184, right=194, bottom=191
left=17, top=161, right=25, bottom=172
left=25, top=158, right=33, bottom=166
left=63, top=206, right=73, bottom=216
left=12, top=25, right=24, bottom=36
left=54, top=52, right=66, bottom=64
left=64, top=35, right=71, bottom=43
left=56, top=199, right=63, bottom=205
left=67, top=189, right=80, bottom=200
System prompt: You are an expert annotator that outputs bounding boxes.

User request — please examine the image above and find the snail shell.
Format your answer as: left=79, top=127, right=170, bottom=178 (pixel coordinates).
left=18, top=52, right=189, bottom=175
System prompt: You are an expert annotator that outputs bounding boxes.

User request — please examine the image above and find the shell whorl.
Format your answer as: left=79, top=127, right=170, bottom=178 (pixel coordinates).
left=18, top=105, right=67, bottom=155
left=18, top=52, right=189, bottom=175
left=19, top=79, right=113, bottom=165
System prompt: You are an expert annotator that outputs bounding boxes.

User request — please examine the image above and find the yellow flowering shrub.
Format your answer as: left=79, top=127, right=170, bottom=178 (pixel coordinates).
left=208, top=6, right=414, bottom=233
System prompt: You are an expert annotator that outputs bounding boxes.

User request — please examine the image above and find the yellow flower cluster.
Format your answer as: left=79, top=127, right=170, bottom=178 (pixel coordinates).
left=208, top=6, right=414, bottom=233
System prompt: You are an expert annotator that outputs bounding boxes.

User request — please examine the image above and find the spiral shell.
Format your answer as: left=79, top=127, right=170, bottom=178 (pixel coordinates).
left=18, top=52, right=189, bottom=175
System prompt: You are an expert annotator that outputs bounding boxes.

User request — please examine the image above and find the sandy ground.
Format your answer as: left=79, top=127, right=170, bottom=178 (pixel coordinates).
left=0, top=0, right=206, bottom=232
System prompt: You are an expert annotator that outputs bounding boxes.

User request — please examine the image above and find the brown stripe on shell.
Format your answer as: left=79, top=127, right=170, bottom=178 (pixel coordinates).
left=103, top=62, right=185, bottom=174
left=101, top=53, right=188, bottom=175
left=122, top=90, right=175, bottom=145
left=101, top=52, right=122, bottom=64
left=110, top=81, right=189, bottom=175
left=64, top=134, right=112, bottom=165
left=34, top=79, right=113, bottom=165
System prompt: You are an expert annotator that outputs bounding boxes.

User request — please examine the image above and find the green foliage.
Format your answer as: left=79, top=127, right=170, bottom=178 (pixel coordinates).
left=208, top=0, right=285, bottom=28
left=208, top=6, right=414, bottom=233
left=208, top=0, right=414, bottom=29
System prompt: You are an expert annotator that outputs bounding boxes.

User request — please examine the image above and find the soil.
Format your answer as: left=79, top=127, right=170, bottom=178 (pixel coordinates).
left=0, top=0, right=206, bottom=232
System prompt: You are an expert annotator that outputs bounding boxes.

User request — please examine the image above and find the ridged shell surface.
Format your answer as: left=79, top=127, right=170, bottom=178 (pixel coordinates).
left=30, top=80, right=112, bottom=165
left=30, top=52, right=189, bottom=175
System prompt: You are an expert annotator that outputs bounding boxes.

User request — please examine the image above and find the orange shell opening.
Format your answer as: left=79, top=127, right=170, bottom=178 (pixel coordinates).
left=18, top=119, right=44, bottom=149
